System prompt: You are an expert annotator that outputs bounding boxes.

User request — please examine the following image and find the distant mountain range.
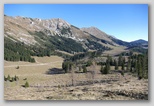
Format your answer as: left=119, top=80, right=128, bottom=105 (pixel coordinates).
left=4, top=15, right=148, bottom=56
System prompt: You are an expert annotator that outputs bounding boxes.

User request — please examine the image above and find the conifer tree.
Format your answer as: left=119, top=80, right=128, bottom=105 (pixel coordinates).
left=127, top=58, right=131, bottom=71
left=122, top=62, right=125, bottom=70
left=82, top=66, right=87, bottom=73
left=134, top=60, right=138, bottom=73
left=7, top=75, right=10, bottom=81
left=115, top=60, right=118, bottom=70
left=137, top=57, right=142, bottom=79
left=118, top=54, right=122, bottom=66
left=24, top=81, right=29, bottom=88
left=100, top=65, right=104, bottom=74
left=4, top=76, right=7, bottom=81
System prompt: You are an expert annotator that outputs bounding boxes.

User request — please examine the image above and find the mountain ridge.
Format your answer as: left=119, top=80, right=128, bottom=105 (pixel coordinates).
left=4, top=15, right=148, bottom=57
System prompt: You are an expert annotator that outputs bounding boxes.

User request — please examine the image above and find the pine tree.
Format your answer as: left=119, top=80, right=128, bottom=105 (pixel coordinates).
left=121, top=70, right=124, bottom=76
left=123, top=57, right=126, bottom=64
left=106, top=59, right=110, bottom=71
left=101, top=63, right=110, bottom=74
left=134, top=60, right=138, bottom=73
left=142, top=55, right=146, bottom=78
left=83, top=66, right=87, bottom=73
left=137, top=57, right=142, bottom=79
left=24, top=81, right=29, bottom=88
left=4, top=76, right=7, bottom=81
left=100, top=65, right=104, bottom=74
left=7, top=75, right=10, bottom=81
left=127, top=58, right=131, bottom=72
left=115, top=60, right=118, bottom=70
left=118, top=54, right=122, bottom=66
left=122, top=62, right=125, bottom=70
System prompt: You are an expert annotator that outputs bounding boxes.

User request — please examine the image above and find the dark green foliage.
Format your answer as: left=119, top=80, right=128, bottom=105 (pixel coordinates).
left=70, top=51, right=102, bottom=62
left=48, top=36, right=85, bottom=53
left=106, top=58, right=111, bottom=71
left=61, top=27, right=72, bottom=35
left=101, top=39, right=114, bottom=46
left=7, top=75, right=11, bottom=81
left=126, top=46, right=148, bottom=54
left=14, top=75, right=19, bottom=81
left=24, top=81, right=29, bottom=88
left=119, top=51, right=133, bottom=56
left=86, top=60, right=93, bottom=67
left=121, top=70, right=124, bottom=76
left=129, top=52, right=148, bottom=79
left=82, top=66, right=87, bottom=73
left=118, top=54, right=122, bottom=66
left=101, top=60, right=110, bottom=75
left=127, top=58, right=131, bottom=71
left=100, top=56, right=111, bottom=74
left=134, top=60, right=138, bottom=73
left=85, top=39, right=111, bottom=51
left=10, top=77, right=14, bottom=82
left=100, top=65, right=104, bottom=74
left=121, top=62, right=125, bottom=70
left=4, top=37, right=36, bottom=62
left=16, top=66, right=19, bottom=69
left=101, top=65, right=109, bottom=74
left=33, top=31, right=49, bottom=40
left=4, top=76, right=7, bottom=81
left=79, top=66, right=82, bottom=72
left=137, top=57, right=142, bottom=79
left=53, top=51, right=71, bottom=59
left=114, top=60, right=118, bottom=70
left=107, top=55, right=114, bottom=66
left=97, top=62, right=105, bottom=66
left=31, top=31, right=85, bottom=54
left=5, top=75, right=19, bottom=82
left=62, top=61, right=73, bottom=73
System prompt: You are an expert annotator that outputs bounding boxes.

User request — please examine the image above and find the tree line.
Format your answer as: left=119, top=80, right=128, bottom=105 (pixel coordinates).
left=100, top=52, right=148, bottom=79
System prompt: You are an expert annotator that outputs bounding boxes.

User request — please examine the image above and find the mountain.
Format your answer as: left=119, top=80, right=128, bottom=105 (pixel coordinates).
left=4, top=15, right=148, bottom=61
left=130, top=39, right=148, bottom=46
left=126, top=39, right=148, bottom=51
left=81, top=27, right=113, bottom=42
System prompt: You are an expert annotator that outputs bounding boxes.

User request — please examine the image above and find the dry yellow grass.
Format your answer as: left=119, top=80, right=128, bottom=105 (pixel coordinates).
left=4, top=56, right=148, bottom=100
left=33, top=56, right=64, bottom=63
left=4, top=56, right=64, bottom=87
left=104, top=46, right=128, bottom=56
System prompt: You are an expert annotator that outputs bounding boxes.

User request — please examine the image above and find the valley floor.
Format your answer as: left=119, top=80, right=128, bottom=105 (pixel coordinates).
left=4, top=72, right=148, bottom=100
left=4, top=56, right=148, bottom=100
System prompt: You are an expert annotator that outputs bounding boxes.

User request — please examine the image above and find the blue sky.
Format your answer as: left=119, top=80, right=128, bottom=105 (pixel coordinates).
left=4, top=4, right=148, bottom=42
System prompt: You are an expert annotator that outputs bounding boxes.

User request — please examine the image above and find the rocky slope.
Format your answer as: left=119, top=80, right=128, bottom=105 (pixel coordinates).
left=4, top=15, right=148, bottom=55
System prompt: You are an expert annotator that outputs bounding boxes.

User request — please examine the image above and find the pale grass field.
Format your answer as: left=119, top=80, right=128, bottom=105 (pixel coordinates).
left=4, top=56, right=64, bottom=87
left=104, top=46, right=128, bottom=56
left=4, top=56, right=148, bottom=100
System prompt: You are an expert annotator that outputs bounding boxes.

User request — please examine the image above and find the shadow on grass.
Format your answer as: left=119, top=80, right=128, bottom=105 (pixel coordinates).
left=46, top=68, right=65, bottom=75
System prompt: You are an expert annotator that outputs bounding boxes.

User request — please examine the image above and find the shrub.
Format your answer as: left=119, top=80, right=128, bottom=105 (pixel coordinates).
left=82, top=66, right=87, bottom=73
left=24, top=81, right=29, bottom=88
left=121, top=71, right=124, bottom=76
left=14, top=75, right=19, bottom=81
left=4, top=76, right=7, bottom=81
left=16, top=66, right=19, bottom=69
left=7, top=75, right=11, bottom=81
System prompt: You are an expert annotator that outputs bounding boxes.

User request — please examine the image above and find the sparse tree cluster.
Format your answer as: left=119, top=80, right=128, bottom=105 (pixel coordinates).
left=62, top=61, right=73, bottom=73
left=99, top=52, right=148, bottom=79
left=4, top=75, right=19, bottom=82
left=100, top=56, right=110, bottom=74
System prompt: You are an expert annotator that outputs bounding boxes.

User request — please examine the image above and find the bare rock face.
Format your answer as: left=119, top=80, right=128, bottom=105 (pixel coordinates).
left=4, top=15, right=90, bottom=45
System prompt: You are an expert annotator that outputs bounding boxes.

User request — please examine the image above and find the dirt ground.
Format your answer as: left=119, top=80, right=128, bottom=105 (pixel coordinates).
left=4, top=56, right=148, bottom=100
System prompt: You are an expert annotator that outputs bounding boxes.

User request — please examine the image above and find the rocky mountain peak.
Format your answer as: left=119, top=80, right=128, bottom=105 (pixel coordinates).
left=81, top=27, right=113, bottom=43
